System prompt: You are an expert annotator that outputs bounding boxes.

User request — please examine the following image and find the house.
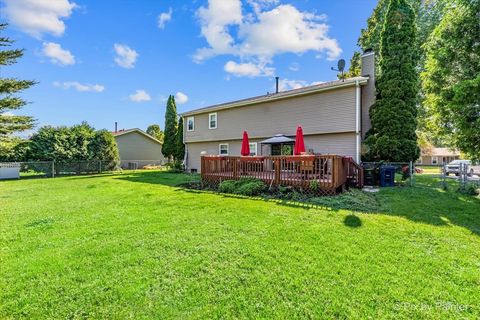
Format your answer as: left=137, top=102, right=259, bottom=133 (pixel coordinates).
left=419, top=147, right=460, bottom=165
left=112, top=128, right=166, bottom=169
left=181, top=50, right=376, bottom=173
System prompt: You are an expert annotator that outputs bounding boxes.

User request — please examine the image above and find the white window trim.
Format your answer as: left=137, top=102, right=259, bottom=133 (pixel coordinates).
left=209, top=112, right=217, bottom=129
left=432, top=156, right=438, bottom=165
left=219, top=143, right=229, bottom=155
left=249, top=142, right=257, bottom=156
left=186, top=116, right=195, bottom=132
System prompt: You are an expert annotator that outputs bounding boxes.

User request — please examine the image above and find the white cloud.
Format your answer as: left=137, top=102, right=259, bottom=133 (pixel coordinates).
left=3, top=0, right=77, bottom=38
left=54, top=81, right=104, bottom=92
left=175, top=92, right=189, bottom=104
left=129, top=90, right=151, bottom=102
left=278, top=79, right=307, bottom=91
left=114, top=44, right=138, bottom=69
left=194, top=0, right=243, bottom=62
left=42, top=42, right=75, bottom=66
left=194, top=0, right=341, bottom=77
left=277, top=79, right=325, bottom=91
left=158, top=8, right=173, bottom=29
left=289, top=62, right=300, bottom=72
left=224, top=60, right=274, bottom=77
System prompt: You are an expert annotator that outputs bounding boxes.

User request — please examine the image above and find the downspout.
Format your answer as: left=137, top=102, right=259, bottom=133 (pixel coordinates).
left=355, top=80, right=361, bottom=163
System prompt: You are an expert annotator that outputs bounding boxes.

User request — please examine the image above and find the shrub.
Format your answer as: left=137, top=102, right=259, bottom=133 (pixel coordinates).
left=236, top=180, right=266, bottom=196
left=457, top=183, right=479, bottom=196
left=218, top=178, right=266, bottom=196
left=219, top=180, right=237, bottom=194
left=166, top=160, right=184, bottom=173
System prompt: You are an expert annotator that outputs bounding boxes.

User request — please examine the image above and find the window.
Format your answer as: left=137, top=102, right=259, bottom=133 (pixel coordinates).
left=187, top=116, right=195, bottom=131
left=209, top=112, right=217, bottom=129
left=432, top=156, right=438, bottom=165
left=249, top=142, right=257, bottom=156
left=219, top=143, right=229, bottom=155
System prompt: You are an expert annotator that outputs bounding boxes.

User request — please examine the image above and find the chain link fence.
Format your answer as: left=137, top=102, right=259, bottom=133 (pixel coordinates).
left=0, top=160, right=168, bottom=179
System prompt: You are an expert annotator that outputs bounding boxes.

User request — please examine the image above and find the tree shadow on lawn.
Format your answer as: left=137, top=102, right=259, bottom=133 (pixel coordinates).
left=115, top=171, right=480, bottom=236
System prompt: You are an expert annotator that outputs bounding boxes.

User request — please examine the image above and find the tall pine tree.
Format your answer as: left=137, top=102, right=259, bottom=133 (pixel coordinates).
left=162, top=95, right=178, bottom=161
left=0, top=24, right=36, bottom=146
left=364, top=0, right=419, bottom=162
left=175, top=116, right=185, bottom=162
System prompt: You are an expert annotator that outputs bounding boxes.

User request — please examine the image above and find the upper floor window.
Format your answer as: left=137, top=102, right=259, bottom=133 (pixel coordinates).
left=209, top=112, right=217, bottom=129
left=219, top=143, right=229, bottom=155
left=249, top=142, right=257, bottom=156
left=187, top=116, right=195, bottom=131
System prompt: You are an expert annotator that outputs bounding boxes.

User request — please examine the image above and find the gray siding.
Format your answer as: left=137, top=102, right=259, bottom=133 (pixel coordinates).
left=186, top=133, right=356, bottom=172
left=115, top=131, right=165, bottom=161
left=185, top=86, right=357, bottom=143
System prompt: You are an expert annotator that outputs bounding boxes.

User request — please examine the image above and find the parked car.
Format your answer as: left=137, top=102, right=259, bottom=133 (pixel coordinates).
left=445, top=160, right=474, bottom=176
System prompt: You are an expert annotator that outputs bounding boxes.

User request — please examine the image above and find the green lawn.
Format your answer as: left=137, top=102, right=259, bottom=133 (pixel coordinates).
left=1, top=171, right=479, bottom=319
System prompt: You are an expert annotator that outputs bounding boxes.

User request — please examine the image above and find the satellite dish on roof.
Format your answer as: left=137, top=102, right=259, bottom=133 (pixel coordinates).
left=337, top=59, right=346, bottom=72
left=331, top=59, right=346, bottom=82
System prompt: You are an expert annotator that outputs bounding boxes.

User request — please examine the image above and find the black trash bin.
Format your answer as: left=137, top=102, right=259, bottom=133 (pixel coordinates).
left=380, top=165, right=396, bottom=187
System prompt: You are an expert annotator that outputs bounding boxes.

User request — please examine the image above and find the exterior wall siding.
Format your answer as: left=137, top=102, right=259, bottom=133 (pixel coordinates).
left=186, top=133, right=356, bottom=172
left=115, top=131, right=165, bottom=162
left=419, top=155, right=459, bottom=165
left=184, top=87, right=357, bottom=143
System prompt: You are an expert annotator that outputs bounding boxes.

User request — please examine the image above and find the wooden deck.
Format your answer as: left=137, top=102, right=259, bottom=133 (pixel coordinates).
left=201, top=155, right=363, bottom=194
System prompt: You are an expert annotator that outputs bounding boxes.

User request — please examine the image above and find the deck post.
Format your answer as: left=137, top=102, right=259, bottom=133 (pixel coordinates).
left=233, top=158, right=238, bottom=180
left=274, top=158, right=281, bottom=185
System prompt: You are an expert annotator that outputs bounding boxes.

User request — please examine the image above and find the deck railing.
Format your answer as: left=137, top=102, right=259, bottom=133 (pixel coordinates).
left=201, top=155, right=361, bottom=193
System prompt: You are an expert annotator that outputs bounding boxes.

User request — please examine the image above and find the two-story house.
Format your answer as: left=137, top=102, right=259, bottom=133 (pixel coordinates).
left=181, top=50, right=376, bottom=173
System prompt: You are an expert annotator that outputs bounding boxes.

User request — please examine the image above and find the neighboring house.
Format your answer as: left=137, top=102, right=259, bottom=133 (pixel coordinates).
left=112, top=128, right=166, bottom=169
left=181, top=50, right=376, bottom=173
left=419, top=147, right=460, bottom=165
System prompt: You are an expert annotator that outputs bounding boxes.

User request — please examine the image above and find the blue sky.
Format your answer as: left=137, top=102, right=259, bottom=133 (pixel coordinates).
left=1, top=0, right=376, bottom=135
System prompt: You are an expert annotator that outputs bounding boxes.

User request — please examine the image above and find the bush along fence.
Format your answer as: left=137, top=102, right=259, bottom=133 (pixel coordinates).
left=0, top=160, right=166, bottom=179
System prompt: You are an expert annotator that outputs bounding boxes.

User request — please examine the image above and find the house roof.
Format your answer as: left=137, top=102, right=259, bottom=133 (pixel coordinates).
left=181, top=76, right=369, bottom=116
left=422, top=147, right=460, bottom=157
left=112, top=128, right=163, bottom=145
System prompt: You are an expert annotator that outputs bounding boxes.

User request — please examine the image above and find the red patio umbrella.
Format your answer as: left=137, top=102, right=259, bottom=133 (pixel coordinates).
left=241, top=131, right=250, bottom=156
left=294, top=125, right=306, bottom=155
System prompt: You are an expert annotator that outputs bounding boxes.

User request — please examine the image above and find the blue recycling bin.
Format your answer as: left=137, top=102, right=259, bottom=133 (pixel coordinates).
left=380, top=165, right=396, bottom=187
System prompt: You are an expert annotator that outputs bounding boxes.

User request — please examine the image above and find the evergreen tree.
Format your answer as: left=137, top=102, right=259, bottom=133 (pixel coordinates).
left=0, top=23, right=36, bottom=157
left=175, top=116, right=185, bottom=161
left=161, top=95, right=178, bottom=161
left=364, top=0, right=420, bottom=162
left=146, top=124, right=164, bottom=142
left=344, top=51, right=362, bottom=78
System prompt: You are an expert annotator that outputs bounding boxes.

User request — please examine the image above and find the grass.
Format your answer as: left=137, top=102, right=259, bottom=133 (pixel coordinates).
left=1, top=171, right=479, bottom=319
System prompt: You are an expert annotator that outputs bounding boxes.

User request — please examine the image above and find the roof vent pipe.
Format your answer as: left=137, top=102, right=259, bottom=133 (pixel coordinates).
left=275, top=76, right=279, bottom=94
left=115, top=122, right=118, bottom=133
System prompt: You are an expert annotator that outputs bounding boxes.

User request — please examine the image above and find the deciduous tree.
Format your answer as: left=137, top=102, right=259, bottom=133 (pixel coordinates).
left=146, top=124, right=164, bottom=142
